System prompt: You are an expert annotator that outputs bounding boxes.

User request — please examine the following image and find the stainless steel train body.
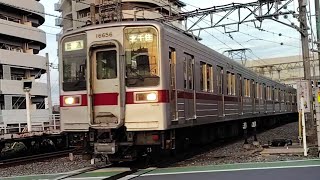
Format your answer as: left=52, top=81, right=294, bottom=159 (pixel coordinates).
left=59, top=21, right=297, bottom=160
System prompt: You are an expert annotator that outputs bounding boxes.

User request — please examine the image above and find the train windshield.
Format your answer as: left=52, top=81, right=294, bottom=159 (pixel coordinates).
left=61, top=35, right=87, bottom=91
left=124, top=27, right=159, bottom=87
left=62, top=55, right=86, bottom=91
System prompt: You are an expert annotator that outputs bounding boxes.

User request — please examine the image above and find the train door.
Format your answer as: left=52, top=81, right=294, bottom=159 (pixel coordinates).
left=89, top=42, right=125, bottom=127
left=169, top=48, right=178, bottom=122
left=183, top=53, right=195, bottom=122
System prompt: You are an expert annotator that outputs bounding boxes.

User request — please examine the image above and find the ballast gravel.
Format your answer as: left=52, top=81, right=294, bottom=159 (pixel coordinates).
left=0, top=121, right=314, bottom=177
left=173, top=121, right=316, bottom=167
left=0, top=155, right=91, bottom=177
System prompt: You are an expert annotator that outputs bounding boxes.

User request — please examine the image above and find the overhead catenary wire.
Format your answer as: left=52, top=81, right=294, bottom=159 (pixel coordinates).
left=182, top=1, right=301, bottom=41
left=181, top=2, right=301, bottom=49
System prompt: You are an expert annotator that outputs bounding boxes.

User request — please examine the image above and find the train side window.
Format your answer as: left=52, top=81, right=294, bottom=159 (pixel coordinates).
left=200, top=61, right=206, bottom=91
left=231, top=73, right=235, bottom=95
left=217, top=66, right=223, bottom=94
left=244, top=79, right=250, bottom=97
left=227, top=72, right=231, bottom=95
left=186, top=54, right=194, bottom=90
left=169, top=48, right=176, bottom=87
left=207, top=64, right=213, bottom=92
left=244, top=79, right=247, bottom=97
left=183, top=58, right=187, bottom=89
left=251, top=80, right=255, bottom=98
left=256, top=83, right=260, bottom=99
left=238, top=74, right=242, bottom=97
left=262, top=84, right=267, bottom=100
left=227, top=72, right=235, bottom=96
left=274, top=88, right=279, bottom=101
left=259, top=83, right=262, bottom=99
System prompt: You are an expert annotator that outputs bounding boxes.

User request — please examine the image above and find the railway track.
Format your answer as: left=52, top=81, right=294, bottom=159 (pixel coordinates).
left=64, top=122, right=296, bottom=180
left=0, top=149, right=76, bottom=167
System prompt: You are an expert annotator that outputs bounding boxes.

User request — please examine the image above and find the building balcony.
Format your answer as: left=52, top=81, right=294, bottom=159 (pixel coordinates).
left=0, top=19, right=46, bottom=50
left=0, top=80, right=48, bottom=96
left=0, top=49, right=47, bottom=71
left=0, top=109, right=49, bottom=124
left=0, top=0, right=45, bottom=25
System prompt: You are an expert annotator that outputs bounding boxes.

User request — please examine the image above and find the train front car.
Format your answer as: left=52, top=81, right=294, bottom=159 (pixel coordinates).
left=60, top=23, right=169, bottom=161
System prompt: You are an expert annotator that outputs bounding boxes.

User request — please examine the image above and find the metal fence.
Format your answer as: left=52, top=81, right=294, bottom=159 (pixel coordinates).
left=0, top=114, right=60, bottom=135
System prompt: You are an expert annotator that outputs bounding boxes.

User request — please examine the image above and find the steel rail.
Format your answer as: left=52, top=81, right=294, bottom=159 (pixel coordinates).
left=0, top=149, right=76, bottom=167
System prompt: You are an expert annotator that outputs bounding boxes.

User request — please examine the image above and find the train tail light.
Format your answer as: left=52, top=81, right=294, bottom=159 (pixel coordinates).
left=135, top=91, right=158, bottom=103
left=63, top=96, right=81, bottom=106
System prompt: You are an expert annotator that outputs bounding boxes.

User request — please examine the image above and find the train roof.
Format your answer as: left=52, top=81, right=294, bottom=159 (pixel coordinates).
left=60, top=21, right=295, bottom=92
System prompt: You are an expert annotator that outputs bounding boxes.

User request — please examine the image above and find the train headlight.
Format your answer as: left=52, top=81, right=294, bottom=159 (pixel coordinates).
left=65, top=97, right=75, bottom=105
left=63, top=96, right=81, bottom=106
left=146, top=92, right=157, bottom=101
left=135, top=91, right=158, bottom=103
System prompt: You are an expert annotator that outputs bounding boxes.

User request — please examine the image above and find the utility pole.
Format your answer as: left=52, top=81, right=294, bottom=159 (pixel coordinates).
left=315, top=0, right=320, bottom=75
left=299, top=0, right=317, bottom=143
left=46, top=53, right=52, bottom=116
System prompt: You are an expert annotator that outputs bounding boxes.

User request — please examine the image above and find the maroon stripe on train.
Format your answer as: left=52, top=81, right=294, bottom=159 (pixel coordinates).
left=176, top=91, right=223, bottom=101
left=176, top=91, right=194, bottom=99
left=93, top=93, right=119, bottom=106
left=224, top=96, right=238, bottom=102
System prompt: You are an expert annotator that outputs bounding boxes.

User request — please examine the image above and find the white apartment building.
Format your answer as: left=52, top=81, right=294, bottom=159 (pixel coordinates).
left=0, top=0, right=51, bottom=133
left=54, top=0, right=185, bottom=34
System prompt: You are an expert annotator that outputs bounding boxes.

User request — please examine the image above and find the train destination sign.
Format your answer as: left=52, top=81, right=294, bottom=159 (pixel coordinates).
left=65, top=40, right=84, bottom=51
left=129, top=33, right=153, bottom=43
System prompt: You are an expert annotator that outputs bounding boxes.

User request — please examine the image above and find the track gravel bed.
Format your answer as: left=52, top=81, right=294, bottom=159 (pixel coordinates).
left=173, top=122, right=315, bottom=167
left=0, top=122, right=312, bottom=177
left=0, top=155, right=91, bottom=177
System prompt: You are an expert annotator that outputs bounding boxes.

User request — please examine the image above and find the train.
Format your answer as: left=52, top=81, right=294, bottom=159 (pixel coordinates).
left=59, top=21, right=297, bottom=162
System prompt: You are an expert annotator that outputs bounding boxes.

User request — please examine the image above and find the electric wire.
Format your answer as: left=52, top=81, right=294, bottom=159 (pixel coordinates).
left=183, top=1, right=300, bottom=41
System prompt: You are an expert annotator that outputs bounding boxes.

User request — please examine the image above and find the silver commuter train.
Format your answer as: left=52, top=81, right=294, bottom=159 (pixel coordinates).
left=59, top=21, right=297, bottom=161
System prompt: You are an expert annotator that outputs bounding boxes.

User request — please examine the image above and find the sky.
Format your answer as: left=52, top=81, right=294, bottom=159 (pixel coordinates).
left=38, top=0, right=314, bottom=104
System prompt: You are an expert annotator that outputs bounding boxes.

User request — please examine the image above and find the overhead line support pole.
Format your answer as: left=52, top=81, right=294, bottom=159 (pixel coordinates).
left=315, top=0, right=320, bottom=75
left=299, top=0, right=316, bottom=143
